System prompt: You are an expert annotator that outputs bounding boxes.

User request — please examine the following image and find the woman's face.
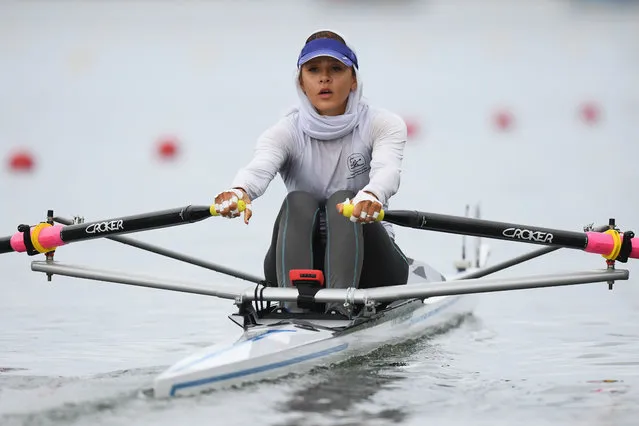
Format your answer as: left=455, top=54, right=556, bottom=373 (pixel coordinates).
left=299, top=57, right=357, bottom=116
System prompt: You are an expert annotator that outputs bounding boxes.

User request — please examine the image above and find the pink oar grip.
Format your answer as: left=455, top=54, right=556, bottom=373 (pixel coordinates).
left=9, top=225, right=66, bottom=253
left=585, top=232, right=639, bottom=259
left=632, top=241, right=639, bottom=259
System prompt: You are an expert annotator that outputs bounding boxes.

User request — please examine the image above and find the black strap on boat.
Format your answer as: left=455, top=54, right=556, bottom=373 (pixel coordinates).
left=296, top=283, right=321, bottom=310
left=252, top=283, right=271, bottom=314
left=253, top=285, right=259, bottom=311
left=259, top=285, right=271, bottom=311
left=17, top=224, right=38, bottom=256
left=616, top=231, right=635, bottom=263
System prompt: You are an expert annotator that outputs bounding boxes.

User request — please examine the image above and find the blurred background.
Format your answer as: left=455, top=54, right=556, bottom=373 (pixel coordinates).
left=1, top=0, right=639, bottom=425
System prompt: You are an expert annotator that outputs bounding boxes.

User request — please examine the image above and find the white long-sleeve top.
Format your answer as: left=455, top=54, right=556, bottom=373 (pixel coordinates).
left=232, top=106, right=407, bottom=237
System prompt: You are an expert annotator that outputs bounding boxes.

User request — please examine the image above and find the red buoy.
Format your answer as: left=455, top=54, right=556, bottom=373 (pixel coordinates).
left=405, top=118, right=420, bottom=140
left=493, top=109, right=514, bottom=131
left=156, top=136, right=180, bottom=160
left=580, top=102, right=601, bottom=125
left=7, top=150, right=35, bottom=173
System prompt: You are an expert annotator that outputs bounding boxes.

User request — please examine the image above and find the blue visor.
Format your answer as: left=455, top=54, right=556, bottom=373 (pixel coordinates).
left=297, top=38, right=359, bottom=69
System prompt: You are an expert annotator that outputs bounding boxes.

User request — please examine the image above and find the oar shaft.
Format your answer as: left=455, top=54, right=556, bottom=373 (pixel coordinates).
left=0, top=236, right=12, bottom=254
left=386, top=210, right=585, bottom=247
left=384, top=210, right=639, bottom=259
left=1, top=205, right=212, bottom=254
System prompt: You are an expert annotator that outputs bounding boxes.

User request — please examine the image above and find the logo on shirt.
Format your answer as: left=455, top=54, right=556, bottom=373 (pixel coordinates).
left=347, top=153, right=370, bottom=179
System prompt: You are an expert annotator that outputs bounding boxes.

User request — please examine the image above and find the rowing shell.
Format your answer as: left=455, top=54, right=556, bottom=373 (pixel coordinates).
left=153, top=259, right=477, bottom=398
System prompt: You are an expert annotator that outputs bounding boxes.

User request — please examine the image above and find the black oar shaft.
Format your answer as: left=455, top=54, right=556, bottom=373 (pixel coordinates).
left=58, top=205, right=212, bottom=244
left=385, top=210, right=589, bottom=250
left=0, top=236, right=11, bottom=254
left=0, top=205, right=213, bottom=254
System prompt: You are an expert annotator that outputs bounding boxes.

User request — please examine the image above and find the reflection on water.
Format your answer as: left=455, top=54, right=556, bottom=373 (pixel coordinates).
left=274, top=315, right=472, bottom=426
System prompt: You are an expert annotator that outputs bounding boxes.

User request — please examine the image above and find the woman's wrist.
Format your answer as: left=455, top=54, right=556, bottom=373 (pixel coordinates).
left=363, top=190, right=379, bottom=200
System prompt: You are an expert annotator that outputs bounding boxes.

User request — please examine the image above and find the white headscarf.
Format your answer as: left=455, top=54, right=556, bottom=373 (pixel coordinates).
left=292, top=65, right=368, bottom=141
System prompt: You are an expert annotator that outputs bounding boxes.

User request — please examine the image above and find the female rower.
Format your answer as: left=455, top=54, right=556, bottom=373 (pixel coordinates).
left=214, top=30, right=410, bottom=314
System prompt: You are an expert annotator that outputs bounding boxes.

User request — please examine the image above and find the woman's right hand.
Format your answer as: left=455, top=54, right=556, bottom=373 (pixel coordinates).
left=213, top=188, right=253, bottom=224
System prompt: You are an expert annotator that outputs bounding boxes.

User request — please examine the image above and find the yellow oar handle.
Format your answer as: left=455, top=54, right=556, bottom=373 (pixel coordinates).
left=341, top=203, right=385, bottom=222
left=210, top=200, right=246, bottom=217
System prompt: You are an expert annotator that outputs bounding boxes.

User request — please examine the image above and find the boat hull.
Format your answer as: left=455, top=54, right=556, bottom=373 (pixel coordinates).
left=153, top=293, right=476, bottom=398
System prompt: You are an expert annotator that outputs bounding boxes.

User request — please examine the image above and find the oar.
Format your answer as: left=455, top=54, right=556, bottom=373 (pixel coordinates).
left=341, top=207, right=638, bottom=263
left=0, top=203, right=244, bottom=255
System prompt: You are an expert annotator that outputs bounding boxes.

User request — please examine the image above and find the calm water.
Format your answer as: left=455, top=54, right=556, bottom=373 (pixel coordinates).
left=1, top=1, right=639, bottom=425
left=1, top=284, right=638, bottom=426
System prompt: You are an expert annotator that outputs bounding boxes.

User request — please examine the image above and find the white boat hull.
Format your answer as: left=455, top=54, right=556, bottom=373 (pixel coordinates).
left=153, top=293, right=476, bottom=398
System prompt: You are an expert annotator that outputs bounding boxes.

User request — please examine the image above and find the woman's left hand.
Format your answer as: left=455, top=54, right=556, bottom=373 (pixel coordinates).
left=336, top=190, right=382, bottom=223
